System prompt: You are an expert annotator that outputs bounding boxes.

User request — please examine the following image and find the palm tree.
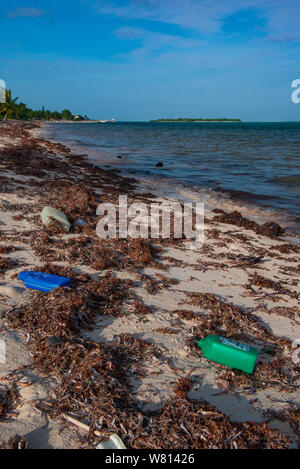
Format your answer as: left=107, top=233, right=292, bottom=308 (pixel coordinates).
left=15, top=102, right=28, bottom=120
left=0, top=89, right=19, bottom=120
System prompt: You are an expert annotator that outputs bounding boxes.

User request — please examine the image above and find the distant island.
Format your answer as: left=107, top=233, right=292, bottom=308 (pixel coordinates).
left=150, top=118, right=242, bottom=122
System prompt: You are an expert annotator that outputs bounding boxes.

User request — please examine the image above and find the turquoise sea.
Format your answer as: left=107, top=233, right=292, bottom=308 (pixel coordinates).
left=41, top=121, right=300, bottom=232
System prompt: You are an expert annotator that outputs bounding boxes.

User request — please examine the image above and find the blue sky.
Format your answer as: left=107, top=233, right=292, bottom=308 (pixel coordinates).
left=1, top=0, right=300, bottom=120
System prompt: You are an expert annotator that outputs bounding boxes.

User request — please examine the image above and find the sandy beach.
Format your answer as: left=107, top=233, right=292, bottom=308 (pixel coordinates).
left=0, top=121, right=299, bottom=449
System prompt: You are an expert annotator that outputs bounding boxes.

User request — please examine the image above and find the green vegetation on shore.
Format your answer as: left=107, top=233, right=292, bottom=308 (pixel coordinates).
left=0, top=89, right=89, bottom=121
left=150, top=117, right=242, bottom=122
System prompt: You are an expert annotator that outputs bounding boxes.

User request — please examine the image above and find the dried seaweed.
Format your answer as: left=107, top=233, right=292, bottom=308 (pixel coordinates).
left=0, top=256, right=18, bottom=276
left=154, top=327, right=178, bottom=335
left=3, top=434, right=29, bottom=450
left=1, top=121, right=297, bottom=449
left=249, top=272, right=298, bottom=299
left=30, top=232, right=161, bottom=273
left=0, top=384, right=18, bottom=419
left=271, top=244, right=300, bottom=254
left=133, top=400, right=290, bottom=449
left=173, top=310, right=199, bottom=321
left=173, top=377, right=192, bottom=399
left=213, top=210, right=284, bottom=238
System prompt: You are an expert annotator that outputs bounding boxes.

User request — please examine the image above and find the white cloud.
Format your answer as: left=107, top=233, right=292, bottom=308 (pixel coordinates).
left=115, top=26, right=203, bottom=57
left=268, top=34, right=300, bottom=43
left=97, top=0, right=241, bottom=33
left=95, top=0, right=300, bottom=40
left=7, top=7, right=47, bottom=19
left=115, top=26, right=146, bottom=40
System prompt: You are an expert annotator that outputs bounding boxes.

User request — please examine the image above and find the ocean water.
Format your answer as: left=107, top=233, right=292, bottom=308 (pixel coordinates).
left=41, top=121, right=300, bottom=232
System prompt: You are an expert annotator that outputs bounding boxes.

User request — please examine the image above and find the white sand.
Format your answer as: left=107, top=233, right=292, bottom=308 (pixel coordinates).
left=0, top=124, right=299, bottom=448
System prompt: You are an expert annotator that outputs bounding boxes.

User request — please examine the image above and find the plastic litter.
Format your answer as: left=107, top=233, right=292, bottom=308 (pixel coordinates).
left=18, top=271, right=71, bottom=292
left=96, top=434, right=126, bottom=450
left=6, top=434, right=29, bottom=450
left=198, top=334, right=258, bottom=374
left=41, top=206, right=70, bottom=233
left=292, top=339, right=300, bottom=364
left=75, top=218, right=86, bottom=226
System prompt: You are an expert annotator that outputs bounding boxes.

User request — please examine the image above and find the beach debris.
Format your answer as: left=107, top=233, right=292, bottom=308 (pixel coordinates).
left=140, top=273, right=178, bottom=295
left=0, top=384, right=18, bottom=419
left=292, top=339, right=300, bottom=365
left=62, top=413, right=101, bottom=437
left=1, top=121, right=297, bottom=449
left=133, top=400, right=290, bottom=449
left=212, top=210, right=284, bottom=238
left=198, top=334, right=258, bottom=374
left=261, top=222, right=283, bottom=238
left=6, top=434, right=29, bottom=450
left=46, top=336, right=66, bottom=347
left=18, top=271, right=71, bottom=292
left=0, top=246, right=16, bottom=254
left=154, top=327, right=178, bottom=335
left=41, top=206, right=71, bottom=233
left=174, top=377, right=193, bottom=399
left=75, top=217, right=86, bottom=226
left=156, top=162, right=164, bottom=167
left=227, top=254, right=264, bottom=267
left=173, top=309, right=199, bottom=321
left=29, top=235, right=161, bottom=273
left=216, top=378, right=231, bottom=393
left=16, top=377, right=32, bottom=387
left=0, top=257, right=18, bottom=277
left=186, top=293, right=296, bottom=393
left=271, top=243, right=300, bottom=254
left=97, top=434, right=127, bottom=450
left=249, top=272, right=298, bottom=299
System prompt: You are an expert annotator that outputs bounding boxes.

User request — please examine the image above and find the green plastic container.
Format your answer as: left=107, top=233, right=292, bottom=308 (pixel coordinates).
left=198, top=334, right=258, bottom=374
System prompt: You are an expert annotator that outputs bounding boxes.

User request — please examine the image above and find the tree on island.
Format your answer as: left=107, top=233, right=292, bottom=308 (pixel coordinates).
left=150, top=117, right=241, bottom=122
left=0, top=89, right=89, bottom=121
left=61, top=109, right=73, bottom=120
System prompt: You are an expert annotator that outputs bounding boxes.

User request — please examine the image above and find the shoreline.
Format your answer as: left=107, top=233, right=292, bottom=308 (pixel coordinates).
left=41, top=122, right=300, bottom=236
left=47, top=120, right=115, bottom=124
left=0, top=121, right=299, bottom=449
